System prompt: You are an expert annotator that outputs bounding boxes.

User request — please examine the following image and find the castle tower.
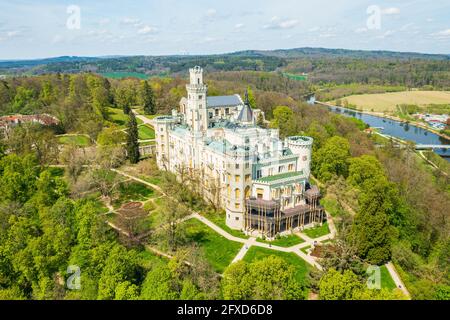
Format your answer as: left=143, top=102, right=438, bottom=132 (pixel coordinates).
left=186, top=66, right=208, bottom=132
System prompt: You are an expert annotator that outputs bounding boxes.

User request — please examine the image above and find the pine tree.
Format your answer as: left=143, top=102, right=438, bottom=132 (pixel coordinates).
left=126, top=111, right=140, bottom=164
left=140, top=81, right=156, bottom=115
left=247, top=86, right=256, bottom=109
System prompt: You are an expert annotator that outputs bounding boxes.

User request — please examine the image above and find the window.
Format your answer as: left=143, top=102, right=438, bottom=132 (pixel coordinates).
left=215, top=109, right=219, bottom=116
left=235, top=175, right=240, bottom=183
left=278, top=165, right=284, bottom=173
left=225, top=108, right=230, bottom=115
left=235, top=188, right=241, bottom=199
left=288, top=164, right=294, bottom=171
left=245, top=174, right=251, bottom=183
left=268, top=168, right=273, bottom=176
left=245, top=162, right=250, bottom=169
left=235, top=203, right=240, bottom=210
left=245, top=186, right=251, bottom=199
left=256, top=170, right=262, bottom=179
left=199, top=95, right=203, bottom=99
left=235, top=216, right=240, bottom=221
left=235, top=164, right=240, bottom=169
left=256, top=189, right=264, bottom=199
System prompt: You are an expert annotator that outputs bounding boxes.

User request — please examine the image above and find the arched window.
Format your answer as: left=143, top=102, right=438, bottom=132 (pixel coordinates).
left=235, top=188, right=241, bottom=199
left=245, top=186, right=251, bottom=199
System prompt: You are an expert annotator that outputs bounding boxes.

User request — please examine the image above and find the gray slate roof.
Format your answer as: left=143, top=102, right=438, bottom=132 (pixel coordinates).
left=207, top=95, right=242, bottom=108
left=237, top=103, right=254, bottom=123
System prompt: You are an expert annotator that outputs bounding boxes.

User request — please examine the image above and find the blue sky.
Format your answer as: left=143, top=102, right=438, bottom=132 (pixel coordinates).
left=0, top=0, right=449, bottom=59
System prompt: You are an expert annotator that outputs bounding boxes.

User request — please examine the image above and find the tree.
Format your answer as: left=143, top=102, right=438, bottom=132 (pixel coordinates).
left=97, top=244, right=140, bottom=300
left=319, top=268, right=363, bottom=300
left=313, top=136, right=351, bottom=181
left=126, top=111, right=140, bottom=164
left=351, top=176, right=395, bottom=265
left=347, top=155, right=385, bottom=187
left=270, top=106, right=297, bottom=138
left=139, top=81, right=156, bottom=115
left=140, top=264, right=179, bottom=300
left=247, top=86, right=256, bottom=109
left=222, top=256, right=305, bottom=300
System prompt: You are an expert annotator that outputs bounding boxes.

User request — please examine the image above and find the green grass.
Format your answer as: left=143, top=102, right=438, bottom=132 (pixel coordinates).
left=303, top=222, right=330, bottom=239
left=101, top=72, right=150, bottom=80
left=112, top=181, right=156, bottom=209
left=243, top=247, right=310, bottom=285
left=138, top=125, right=155, bottom=140
left=257, top=234, right=304, bottom=247
left=283, top=72, right=308, bottom=81
left=300, top=246, right=311, bottom=254
left=380, top=265, right=397, bottom=291
left=58, top=135, right=91, bottom=147
left=107, top=107, right=143, bottom=128
left=204, top=212, right=249, bottom=239
left=184, top=218, right=242, bottom=273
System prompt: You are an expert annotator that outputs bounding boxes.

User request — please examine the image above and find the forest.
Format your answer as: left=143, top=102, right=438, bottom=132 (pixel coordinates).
left=0, top=64, right=448, bottom=300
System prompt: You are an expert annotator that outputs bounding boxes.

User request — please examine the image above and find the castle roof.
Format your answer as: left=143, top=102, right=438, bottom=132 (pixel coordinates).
left=207, top=95, right=242, bottom=108
left=236, top=91, right=254, bottom=123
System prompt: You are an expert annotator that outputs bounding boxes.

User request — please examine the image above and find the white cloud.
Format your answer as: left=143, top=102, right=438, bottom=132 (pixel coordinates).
left=354, top=27, right=368, bottom=33
left=121, top=17, right=141, bottom=25
left=382, top=7, right=400, bottom=15
left=235, top=23, right=244, bottom=30
left=206, top=9, right=217, bottom=17
left=6, top=30, right=20, bottom=38
left=52, top=35, right=64, bottom=44
left=308, top=27, right=320, bottom=32
left=137, top=26, right=158, bottom=35
left=98, top=18, right=110, bottom=26
left=376, top=30, right=394, bottom=39
left=432, top=29, right=450, bottom=38
left=264, top=16, right=299, bottom=30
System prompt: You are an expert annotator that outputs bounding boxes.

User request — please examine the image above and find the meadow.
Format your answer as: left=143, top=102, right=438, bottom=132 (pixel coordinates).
left=334, top=91, right=450, bottom=113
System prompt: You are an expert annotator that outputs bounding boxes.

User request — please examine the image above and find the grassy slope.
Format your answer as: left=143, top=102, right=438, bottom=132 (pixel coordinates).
left=184, top=219, right=242, bottom=273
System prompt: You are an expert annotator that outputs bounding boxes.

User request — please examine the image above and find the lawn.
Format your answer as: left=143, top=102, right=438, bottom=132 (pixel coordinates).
left=112, top=180, right=157, bottom=209
left=380, top=265, right=397, bottom=291
left=243, top=247, right=310, bottom=286
left=138, top=125, right=155, bottom=140
left=204, top=211, right=249, bottom=239
left=58, top=135, right=91, bottom=147
left=334, top=91, right=450, bottom=113
left=107, top=107, right=143, bottom=127
left=303, top=222, right=330, bottom=239
left=257, top=234, right=304, bottom=247
left=183, top=218, right=242, bottom=273
left=100, top=72, right=150, bottom=80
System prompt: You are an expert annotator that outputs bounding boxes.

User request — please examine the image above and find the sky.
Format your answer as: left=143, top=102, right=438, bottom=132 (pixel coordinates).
left=0, top=0, right=449, bottom=60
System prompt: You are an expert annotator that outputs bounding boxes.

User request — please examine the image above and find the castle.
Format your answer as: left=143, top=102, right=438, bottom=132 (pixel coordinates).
left=154, top=66, right=325, bottom=238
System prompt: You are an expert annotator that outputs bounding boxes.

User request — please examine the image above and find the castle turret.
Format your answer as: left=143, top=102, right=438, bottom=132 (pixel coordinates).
left=186, top=66, right=208, bottom=132
left=286, top=136, right=313, bottom=177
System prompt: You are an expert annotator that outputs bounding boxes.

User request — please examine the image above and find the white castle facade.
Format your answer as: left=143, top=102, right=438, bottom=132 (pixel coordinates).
left=154, top=67, right=324, bottom=237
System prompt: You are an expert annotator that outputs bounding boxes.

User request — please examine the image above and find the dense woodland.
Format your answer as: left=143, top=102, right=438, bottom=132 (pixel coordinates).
left=0, top=55, right=449, bottom=300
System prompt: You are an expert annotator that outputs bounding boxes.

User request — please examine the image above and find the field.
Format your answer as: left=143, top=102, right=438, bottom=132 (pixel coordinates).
left=334, top=91, right=450, bottom=113
left=184, top=219, right=242, bottom=273
left=380, top=265, right=397, bottom=291
left=303, top=222, right=330, bottom=239
left=107, top=107, right=143, bottom=127
left=100, top=72, right=150, bottom=80
left=58, top=135, right=91, bottom=146
left=256, top=234, right=304, bottom=247
left=138, top=125, right=155, bottom=140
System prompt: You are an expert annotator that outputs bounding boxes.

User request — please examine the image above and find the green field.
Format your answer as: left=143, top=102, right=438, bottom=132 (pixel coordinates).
left=184, top=219, right=242, bottom=273
left=100, top=72, right=150, bottom=80
left=335, top=91, right=450, bottom=113
left=257, top=234, right=304, bottom=247
left=283, top=72, right=308, bottom=81
left=243, top=247, right=310, bottom=286
left=107, top=107, right=143, bottom=127
left=138, top=125, right=155, bottom=140
left=58, top=135, right=91, bottom=146
left=303, top=222, right=330, bottom=239
left=380, top=265, right=397, bottom=290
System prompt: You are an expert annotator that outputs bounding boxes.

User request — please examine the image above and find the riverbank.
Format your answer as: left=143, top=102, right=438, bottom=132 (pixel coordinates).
left=317, top=101, right=450, bottom=141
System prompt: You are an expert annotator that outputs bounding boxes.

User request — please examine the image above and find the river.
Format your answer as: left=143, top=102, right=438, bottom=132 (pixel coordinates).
left=325, top=104, right=450, bottom=161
